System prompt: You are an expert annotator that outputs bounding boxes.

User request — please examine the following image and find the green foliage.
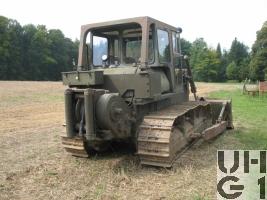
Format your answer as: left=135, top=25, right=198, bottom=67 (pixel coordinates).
left=188, top=37, right=250, bottom=82
left=190, top=38, right=221, bottom=82
left=0, top=15, right=79, bottom=80
left=239, top=57, right=250, bottom=80
left=189, top=38, right=207, bottom=68
left=194, top=48, right=220, bottom=82
left=226, top=56, right=250, bottom=81
left=216, top=44, right=227, bottom=81
left=226, top=61, right=238, bottom=80
left=0, top=16, right=24, bottom=80
left=228, top=38, right=249, bottom=66
left=227, top=38, right=249, bottom=81
left=249, top=21, right=267, bottom=81
left=216, top=43, right=222, bottom=58
left=180, top=38, right=191, bottom=56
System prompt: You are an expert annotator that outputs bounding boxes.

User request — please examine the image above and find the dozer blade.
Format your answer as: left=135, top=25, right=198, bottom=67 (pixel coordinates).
left=61, top=136, right=89, bottom=158
left=201, top=121, right=227, bottom=140
left=201, top=99, right=233, bottom=140
left=207, top=99, right=234, bottom=129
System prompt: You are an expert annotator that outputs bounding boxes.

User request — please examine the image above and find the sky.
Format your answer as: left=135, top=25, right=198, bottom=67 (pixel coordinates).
left=1, top=0, right=267, bottom=50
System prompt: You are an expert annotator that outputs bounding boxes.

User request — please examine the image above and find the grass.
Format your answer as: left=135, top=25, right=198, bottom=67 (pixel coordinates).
left=193, top=193, right=209, bottom=200
left=209, top=90, right=267, bottom=149
left=225, top=80, right=240, bottom=83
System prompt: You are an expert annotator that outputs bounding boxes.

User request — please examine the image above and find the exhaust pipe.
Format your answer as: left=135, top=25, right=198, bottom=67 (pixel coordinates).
left=84, top=89, right=96, bottom=140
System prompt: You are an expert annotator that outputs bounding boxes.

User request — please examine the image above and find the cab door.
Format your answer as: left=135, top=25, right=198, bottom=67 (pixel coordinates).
left=171, top=31, right=184, bottom=91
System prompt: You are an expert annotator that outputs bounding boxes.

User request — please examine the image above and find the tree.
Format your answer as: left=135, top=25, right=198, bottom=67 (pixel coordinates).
left=21, top=24, right=38, bottom=79
left=193, top=48, right=220, bottom=82
left=48, top=29, right=69, bottom=80
left=0, top=15, right=79, bottom=80
left=226, top=61, right=238, bottom=80
left=0, top=16, right=23, bottom=80
left=228, top=38, right=249, bottom=66
left=180, top=38, right=191, bottom=56
left=26, top=25, right=55, bottom=80
left=228, top=38, right=249, bottom=81
left=239, top=57, right=250, bottom=81
left=215, top=49, right=228, bottom=82
left=215, top=43, right=227, bottom=82
left=189, top=38, right=220, bottom=82
left=189, top=38, right=207, bottom=70
left=216, top=43, right=222, bottom=58
left=250, top=21, right=267, bottom=81
left=0, top=16, right=10, bottom=79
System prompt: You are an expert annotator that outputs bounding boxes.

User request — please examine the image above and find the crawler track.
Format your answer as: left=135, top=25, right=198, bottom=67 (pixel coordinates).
left=61, top=136, right=88, bottom=157
left=137, top=101, right=212, bottom=167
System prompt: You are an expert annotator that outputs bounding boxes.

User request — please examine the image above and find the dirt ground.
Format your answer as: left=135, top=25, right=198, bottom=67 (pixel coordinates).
left=0, top=81, right=240, bottom=200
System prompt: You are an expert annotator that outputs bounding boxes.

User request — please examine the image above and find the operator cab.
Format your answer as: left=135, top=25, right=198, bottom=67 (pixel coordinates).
left=80, top=17, right=183, bottom=70
left=85, top=23, right=154, bottom=68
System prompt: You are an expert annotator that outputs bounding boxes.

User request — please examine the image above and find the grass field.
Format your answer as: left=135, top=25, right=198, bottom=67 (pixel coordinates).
left=0, top=81, right=266, bottom=200
left=209, top=90, right=267, bottom=149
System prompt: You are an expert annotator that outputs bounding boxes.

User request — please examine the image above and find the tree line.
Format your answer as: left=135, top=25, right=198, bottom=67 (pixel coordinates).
left=0, top=15, right=266, bottom=81
left=181, top=37, right=248, bottom=82
left=181, top=21, right=267, bottom=82
left=0, top=16, right=79, bottom=81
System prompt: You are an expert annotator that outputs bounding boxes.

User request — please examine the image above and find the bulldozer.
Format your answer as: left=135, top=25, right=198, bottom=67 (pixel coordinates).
left=61, top=17, right=233, bottom=167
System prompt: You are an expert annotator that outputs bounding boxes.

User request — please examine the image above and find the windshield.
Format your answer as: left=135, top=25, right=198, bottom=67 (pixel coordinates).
left=85, top=23, right=154, bottom=68
left=123, top=30, right=142, bottom=64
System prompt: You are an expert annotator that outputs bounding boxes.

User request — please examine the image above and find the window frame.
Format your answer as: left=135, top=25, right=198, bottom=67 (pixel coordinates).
left=157, top=29, right=171, bottom=64
left=92, top=35, right=109, bottom=66
left=147, top=23, right=155, bottom=65
left=172, top=31, right=178, bottom=53
left=172, top=31, right=182, bottom=68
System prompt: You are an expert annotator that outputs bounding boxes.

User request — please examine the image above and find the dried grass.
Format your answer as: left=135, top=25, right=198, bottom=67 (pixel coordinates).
left=0, top=81, right=238, bottom=200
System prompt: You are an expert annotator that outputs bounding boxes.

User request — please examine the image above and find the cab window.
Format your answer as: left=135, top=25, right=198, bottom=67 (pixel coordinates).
left=157, top=29, right=170, bottom=63
left=93, top=36, right=108, bottom=66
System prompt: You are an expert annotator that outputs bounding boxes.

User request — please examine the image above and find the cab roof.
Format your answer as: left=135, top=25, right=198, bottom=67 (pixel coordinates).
left=81, top=16, right=179, bottom=32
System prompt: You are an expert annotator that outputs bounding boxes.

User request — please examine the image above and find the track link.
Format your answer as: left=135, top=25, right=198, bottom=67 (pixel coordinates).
left=137, top=101, right=211, bottom=167
left=61, top=136, right=88, bottom=158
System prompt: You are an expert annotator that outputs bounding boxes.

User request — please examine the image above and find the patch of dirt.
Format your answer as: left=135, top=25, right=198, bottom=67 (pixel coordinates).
left=0, top=81, right=239, bottom=200
left=192, top=82, right=241, bottom=98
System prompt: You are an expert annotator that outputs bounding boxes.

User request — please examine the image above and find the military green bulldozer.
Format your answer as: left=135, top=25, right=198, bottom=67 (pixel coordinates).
left=61, top=17, right=233, bottom=167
